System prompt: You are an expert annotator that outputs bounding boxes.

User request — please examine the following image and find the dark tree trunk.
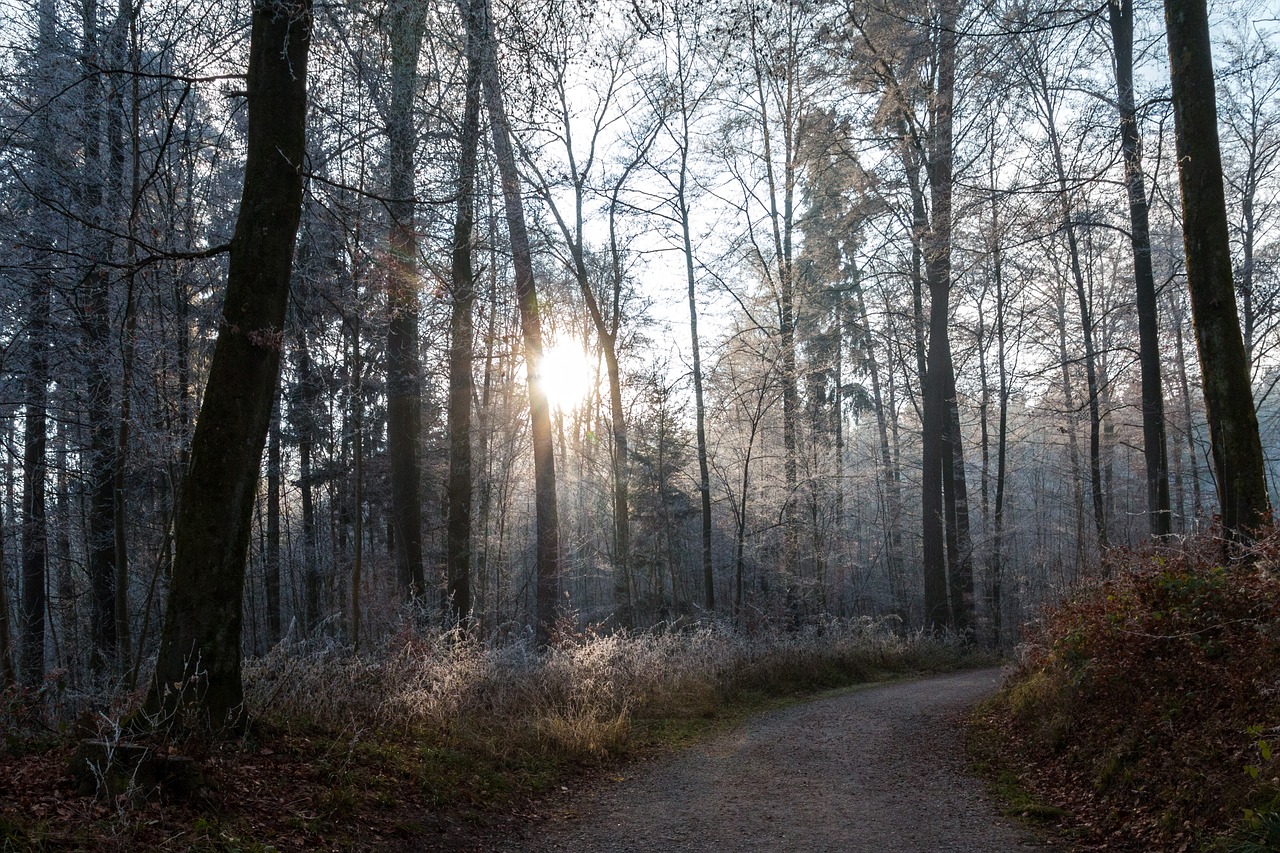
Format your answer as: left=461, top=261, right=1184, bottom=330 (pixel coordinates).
left=987, top=167, right=1009, bottom=648
left=1037, top=67, right=1108, bottom=550
left=109, top=0, right=138, bottom=662
left=605, top=198, right=634, bottom=614
left=474, top=0, right=561, bottom=644
left=265, top=404, right=281, bottom=644
left=1110, top=0, right=1172, bottom=538
left=1163, top=0, right=1271, bottom=539
left=146, top=0, right=311, bottom=729
left=349, top=306, right=365, bottom=650
left=79, top=0, right=120, bottom=676
left=446, top=0, right=482, bottom=622
left=684, top=190, right=714, bottom=613
left=0, top=491, right=13, bottom=687
left=943, top=362, right=974, bottom=637
left=295, top=329, right=320, bottom=631
left=385, top=0, right=427, bottom=599
left=673, top=117, right=714, bottom=614
left=20, top=276, right=49, bottom=689
left=921, top=0, right=961, bottom=634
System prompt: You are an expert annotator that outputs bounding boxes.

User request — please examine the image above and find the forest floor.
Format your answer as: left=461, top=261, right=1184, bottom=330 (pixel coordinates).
left=431, top=668, right=1042, bottom=853
left=1, top=630, right=994, bottom=851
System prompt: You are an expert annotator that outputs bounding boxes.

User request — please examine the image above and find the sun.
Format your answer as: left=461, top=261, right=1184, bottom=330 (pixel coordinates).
left=537, top=339, right=595, bottom=413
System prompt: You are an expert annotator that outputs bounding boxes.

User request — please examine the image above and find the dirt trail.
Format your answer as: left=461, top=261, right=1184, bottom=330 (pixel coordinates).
left=485, top=668, right=1040, bottom=853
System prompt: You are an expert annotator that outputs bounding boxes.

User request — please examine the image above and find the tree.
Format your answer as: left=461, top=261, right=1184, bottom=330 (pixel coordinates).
left=645, top=0, right=721, bottom=613
left=383, top=0, right=427, bottom=600
left=1219, top=14, right=1280, bottom=371
left=446, top=0, right=484, bottom=622
left=514, top=13, right=653, bottom=618
left=1162, top=0, right=1271, bottom=539
left=919, top=0, right=969, bottom=633
left=146, top=0, right=312, bottom=728
left=474, top=0, right=562, bottom=644
left=1108, top=0, right=1171, bottom=538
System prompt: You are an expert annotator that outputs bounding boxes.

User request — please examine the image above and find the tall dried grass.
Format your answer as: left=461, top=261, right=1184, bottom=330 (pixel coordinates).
left=242, top=617, right=974, bottom=763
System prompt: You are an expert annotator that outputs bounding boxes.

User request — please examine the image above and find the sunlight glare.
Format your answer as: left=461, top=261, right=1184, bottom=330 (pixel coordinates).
left=538, top=339, right=595, bottom=413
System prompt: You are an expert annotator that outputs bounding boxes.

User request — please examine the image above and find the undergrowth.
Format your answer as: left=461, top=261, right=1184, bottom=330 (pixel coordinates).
left=972, top=528, right=1280, bottom=851
left=2, top=617, right=982, bottom=851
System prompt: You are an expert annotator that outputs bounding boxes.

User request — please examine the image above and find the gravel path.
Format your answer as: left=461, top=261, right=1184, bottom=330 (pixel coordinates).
left=490, top=668, right=1040, bottom=853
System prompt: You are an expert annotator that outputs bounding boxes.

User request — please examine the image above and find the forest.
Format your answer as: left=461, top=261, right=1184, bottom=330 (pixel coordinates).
left=0, top=0, right=1274, bottom=845
left=0, top=0, right=1278, bottom=845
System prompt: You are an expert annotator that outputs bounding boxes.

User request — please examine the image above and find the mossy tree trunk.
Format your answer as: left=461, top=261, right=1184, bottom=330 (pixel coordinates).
left=146, top=0, right=311, bottom=729
left=1162, top=0, right=1271, bottom=540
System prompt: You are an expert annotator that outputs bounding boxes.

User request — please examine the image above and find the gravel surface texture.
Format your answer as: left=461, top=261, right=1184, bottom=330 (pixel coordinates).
left=485, top=667, right=1041, bottom=852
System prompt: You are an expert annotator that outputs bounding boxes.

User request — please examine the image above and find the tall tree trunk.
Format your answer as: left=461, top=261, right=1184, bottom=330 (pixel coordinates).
left=1169, top=286, right=1204, bottom=524
left=1162, top=0, right=1271, bottom=539
left=446, top=0, right=482, bottom=622
left=21, top=273, right=49, bottom=689
left=385, top=0, right=427, bottom=599
left=1037, top=64, right=1108, bottom=550
left=1056, top=283, right=1086, bottom=571
left=921, top=0, right=962, bottom=633
left=265, top=404, right=281, bottom=644
left=349, top=306, right=365, bottom=650
left=0, top=490, right=13, bottom=687
left=943, top=361, right=974, bottom=636
left=1110, top=0, right=1172, bottom=538
left=474, top=0, right=561, bottom=644
left=987, top=164, right=1009, bottom=648
left=673, top=102, right=714, bottom=613
left=112, top=1, right=140, bottom=664
left=81, top=0, right=119, bottom=676
left=750, top=17, right=799, bottom=590
left=146, top=0, right=311, bottom=728
left=294, top=327, right=320, bottom=631
left=852, top=264, right=901, bottom=613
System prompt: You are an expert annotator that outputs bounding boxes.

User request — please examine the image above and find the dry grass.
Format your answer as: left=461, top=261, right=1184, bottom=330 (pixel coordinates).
left=0, top=617, right=983, bottom=851
left=244, top=617, right=976, bottom=765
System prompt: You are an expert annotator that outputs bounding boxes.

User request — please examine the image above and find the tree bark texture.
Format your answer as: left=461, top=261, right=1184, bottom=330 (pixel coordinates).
left=921, top=0, right=963, bottom=633
left=385, top=0, right=427, bottom=599
left=1163, top=0, right=1271, bottom=539
left=147, top=0, right=311, bottom=728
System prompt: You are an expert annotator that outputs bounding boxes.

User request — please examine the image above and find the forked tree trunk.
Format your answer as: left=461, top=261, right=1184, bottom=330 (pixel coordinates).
left=146, top=0, right=311, bottom=729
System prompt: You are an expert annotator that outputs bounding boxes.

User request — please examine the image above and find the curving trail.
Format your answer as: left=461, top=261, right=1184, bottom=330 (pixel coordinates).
left=487, top=668, right=1041, bottom=853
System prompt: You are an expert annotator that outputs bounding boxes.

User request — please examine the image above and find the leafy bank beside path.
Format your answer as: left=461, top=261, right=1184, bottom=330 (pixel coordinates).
left=970, top=530, right=1280, bottom=852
